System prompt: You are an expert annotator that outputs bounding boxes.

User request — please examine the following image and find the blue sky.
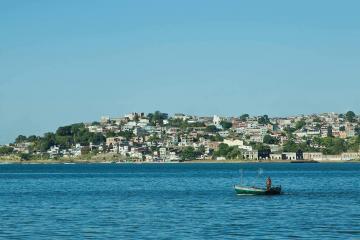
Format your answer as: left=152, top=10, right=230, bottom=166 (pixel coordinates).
left=0, top=0, right=359, bottom=144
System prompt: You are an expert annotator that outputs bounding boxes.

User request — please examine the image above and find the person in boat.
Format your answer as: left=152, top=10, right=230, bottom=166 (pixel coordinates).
left=266, top=177, right=272, bottom=191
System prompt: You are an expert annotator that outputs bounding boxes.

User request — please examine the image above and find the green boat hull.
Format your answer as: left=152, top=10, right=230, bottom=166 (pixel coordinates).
left=234, top=185, right=282, bottom=195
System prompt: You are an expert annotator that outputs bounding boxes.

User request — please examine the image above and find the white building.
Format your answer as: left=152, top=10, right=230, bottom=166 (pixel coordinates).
left=303, top=152, right=323, bottom=161
left=47, top=146, right=60, bottom=158
left=159, top=147, right=167, bottom=158
left=270, top=153, right=282, bottom=160
left=223, top=139, right=244, bottom=147
left=213, top=115, right=221, bottom=125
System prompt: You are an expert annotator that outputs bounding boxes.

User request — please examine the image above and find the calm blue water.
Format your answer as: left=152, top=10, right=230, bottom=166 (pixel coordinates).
left=0, top=163, right=359, bottom=239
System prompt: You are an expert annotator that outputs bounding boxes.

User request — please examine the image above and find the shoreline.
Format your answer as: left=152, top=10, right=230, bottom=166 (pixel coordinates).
left=0, top=159, right=359, bottom=164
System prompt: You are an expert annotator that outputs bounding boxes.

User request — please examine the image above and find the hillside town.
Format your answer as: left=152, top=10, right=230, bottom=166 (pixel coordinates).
left=1, top=111, right=360, bottom=162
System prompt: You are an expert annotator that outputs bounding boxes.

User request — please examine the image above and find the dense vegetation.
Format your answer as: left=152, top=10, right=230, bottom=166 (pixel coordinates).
left=258, top=115, right=271, bottom=125
left=213, top=143, right=243, bottom=159
left=14, top=123, right=105, bottom=152
left=263, top=135, right=280, bottom=145
left=282, top=136, right=360, bottom=154
left=0, top=145, right=14, bottom=155
left=220, top=121, right=233, bottom=130
left=180, top=146, right=202, bottom=160
left=147, top=111, right=168, bottom=126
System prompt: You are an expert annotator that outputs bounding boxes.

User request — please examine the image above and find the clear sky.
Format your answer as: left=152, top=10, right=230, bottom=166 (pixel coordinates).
left=0, top=0, right=359, bottom=144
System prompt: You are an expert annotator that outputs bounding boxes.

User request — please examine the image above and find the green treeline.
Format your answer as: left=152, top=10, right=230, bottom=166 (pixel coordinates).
left=14, top=123, right=105, bottom=152
left=282, top=136, right=360, bottom=154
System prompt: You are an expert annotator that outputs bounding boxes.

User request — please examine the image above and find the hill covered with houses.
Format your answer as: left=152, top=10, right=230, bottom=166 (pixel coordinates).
left=1, top=111, right=360, bottom=162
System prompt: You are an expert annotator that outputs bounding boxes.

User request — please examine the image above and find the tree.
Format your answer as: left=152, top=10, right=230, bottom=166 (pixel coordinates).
left=148, top=111, right=168, bottom=126
left=56, top=126, right=72, bottom=136
left=226, top=147, right=243, bottom=159
left=212, top=143, right=242, bottom=159
left=282, top=140, right=316, bottom=152
left=27, top=135, right=38, bottom=142
left=10, top=122, right=106, bottom=154
left=181, top=147, right=198, bottom=160
left=206, top=125, right=218, bottom=133
left=253, top=143, right=271, bottom=152
left=339, top=126, right=346, bottom=132
left=321, top=137, right=347, bottom=155
left=168, top=118, right=186, bottom=128
left=295, top=120, right=306, bottom=130
left=71, top=123, right=85, bottom=134
left=0, top=146, right=14, bottom=155
left=188, top=122, right=205, bottom=128
left=15, top=135, right=27, bottom=143
left=282, top=140, right=300, bottom=152
left=118, top=131, right=134, bottom=141
left=314, top=123, right=322, bottom=130
left=55, top=135, right=72, bottom=149
left=348, top=136, right=360, bottom=152
left=91, top=133, right=106, bottom=145
left=37, top=132, right=56, bottom=152
left=106, top=132, right=116, bottom=138
left=263, top=135, right=279, bottom=144
left=216, top=143, right=230, bottom=157
left=220, top=121, right=232, bottom=130
left=327, top=126, right=333, bottom=137
left=198, top=145, right=206, bottom=155
left=345, top=111, right=356, bottom=123
left=313, top=116, right=322, bottom=123
left=355, top=126, right=360, bottom=136
left=258, top=115, right=270, bottom=125
left=284, top=126, right=296, bottom=135
left=240, top=114, right=249, bottom=121
left=148, top=134, right=160, bottom=143
left=209, top=134, right=224, bottom=142
left=19, top=153, right=31, bottom=161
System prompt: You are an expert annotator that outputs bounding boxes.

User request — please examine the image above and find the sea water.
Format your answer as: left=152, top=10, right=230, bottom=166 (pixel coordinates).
left=0, top=163, right=359, bottom=239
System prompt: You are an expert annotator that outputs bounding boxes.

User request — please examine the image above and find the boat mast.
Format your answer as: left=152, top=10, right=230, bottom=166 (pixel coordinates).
left=239, top=169, right=243, bottom=185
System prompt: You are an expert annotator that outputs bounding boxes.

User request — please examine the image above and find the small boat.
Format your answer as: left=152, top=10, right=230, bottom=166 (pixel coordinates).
left=234, top=185, right=282, bottom=195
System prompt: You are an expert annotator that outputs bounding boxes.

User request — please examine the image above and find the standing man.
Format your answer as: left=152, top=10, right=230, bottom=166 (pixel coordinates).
left=266, top=177, right=272, bottom=191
